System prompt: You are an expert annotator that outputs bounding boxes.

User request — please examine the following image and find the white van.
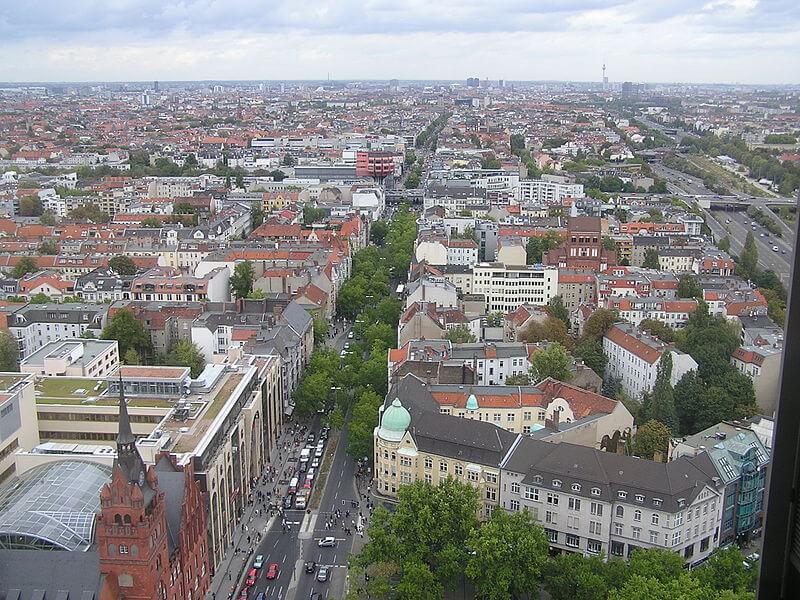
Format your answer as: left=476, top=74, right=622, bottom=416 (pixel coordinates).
left=288, top=477, right=299, bottom=495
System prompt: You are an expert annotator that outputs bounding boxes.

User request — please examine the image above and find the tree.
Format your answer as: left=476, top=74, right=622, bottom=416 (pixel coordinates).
left=281, top=153, right=296, bottom=166
left=12, top=257, right=38, bottom=279
left=39, top=210, right=56, bottom=226
left=640, top=319, right=675, bottom=343
left=108, top=256, right=137, bottom=276
left=718, top=235, right=731, bottom=253
left=643, top=353, right=678, bottom=433
left=574, top=338, right=607, bottom=376
left=18, top=195, right=43, bottom=217
left=693, top=547, right=756, bottom=594
left=444, top=324, right=476, bottom=344
left=370, top=221, right=389, bottom=246
left=505, top=373, right=532, bottom=385
left=544, top=553, right=610, bottom=600
left=677, top=274, right=702, bottom=299
left=530, top=342, right=572, bottom=383
left=0, top=329, right=19, bottom=371
left=101, top=309, right=153, bottom=359
left=632, top=420, right=671, bottom=461
left=466, top=509, right=550, bottom=600
left=522, top=316, right=572, bottom=348
left=548, top=295, right=569, bottom=327
left=80, top=329, right=96, bottom=339
left=312, top=312, right=329, bottom=346
left=28, top=292, right=51, bottom=304
left=69, top=205, right=110, bottom=223
left=250, top=205, right=264, bottom=230
left=738, top=231, right=758, bottom=280
left=526, top=231, right=563, bottom=264
left=396, top=560, right=442, bottom=600
left=303, top=204, right=326, bottom=226
left=643, top=248, right=661, bottom=270
left=230, top=261, right=255, bottom=299
left=141, top=217, right=162, bottom=228
left=161, top=340, right=205, bottom=378
left=247, top=289, right=266, bottom=299
left=294, top=371, right=332, bottom=416
left=123, top=348, right=141, bottom=365
left=581, top=308, right=617, bottom=342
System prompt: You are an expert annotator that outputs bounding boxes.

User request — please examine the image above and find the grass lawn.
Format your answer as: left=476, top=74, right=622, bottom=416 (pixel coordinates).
left=0, top=374, right=28, bottom=390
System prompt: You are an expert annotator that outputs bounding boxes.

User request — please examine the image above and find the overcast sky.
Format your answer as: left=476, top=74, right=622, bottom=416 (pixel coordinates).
left=1, top=0, right=798, bottom=84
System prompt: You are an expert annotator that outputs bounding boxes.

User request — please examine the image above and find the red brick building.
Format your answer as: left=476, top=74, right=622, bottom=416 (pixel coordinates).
left=97, top=388, right=210, bottom=600
left=355, top=151, right=396, bottom=178
left=545, top=216, right=616, bottom=271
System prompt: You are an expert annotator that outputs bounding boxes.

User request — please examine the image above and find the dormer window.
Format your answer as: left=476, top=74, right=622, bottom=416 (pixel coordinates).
left=591, top=487, right=601, bottom=496
left=533, top=475, right=542, bottom=484
left=552, top=479, right=562, bottom=488
left=618, top=491, right=627, bottom=499
left=653, top=498, right=662, bottom=507
left=571, top=483, right=581, bottom=492
left=635, top=494, right=644, bottom=503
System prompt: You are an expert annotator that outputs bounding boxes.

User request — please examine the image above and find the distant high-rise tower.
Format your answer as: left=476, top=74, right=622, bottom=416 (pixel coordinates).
left=153, top=80, right=159, bottom=93
left=602, top=63, right=608, bottom=90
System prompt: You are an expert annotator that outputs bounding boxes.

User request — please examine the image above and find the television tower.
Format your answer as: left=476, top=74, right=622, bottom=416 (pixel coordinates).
left=602, top=63, right=608, bottom=90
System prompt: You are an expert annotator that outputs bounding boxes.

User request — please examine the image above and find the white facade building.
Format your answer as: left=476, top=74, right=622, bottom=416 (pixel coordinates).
left=519, top=180, right=584, bottom=205
left=472, top=263, right=558, bottom=313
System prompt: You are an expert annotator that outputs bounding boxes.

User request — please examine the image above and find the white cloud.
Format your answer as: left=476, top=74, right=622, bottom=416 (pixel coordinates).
left=0, top=0, right=796, bottom=83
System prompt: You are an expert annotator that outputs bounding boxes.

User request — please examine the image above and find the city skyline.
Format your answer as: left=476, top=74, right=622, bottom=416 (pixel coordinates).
left=0, top=0, right=797, bottom=84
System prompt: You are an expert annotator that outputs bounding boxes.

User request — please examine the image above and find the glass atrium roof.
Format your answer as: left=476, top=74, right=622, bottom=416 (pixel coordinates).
left=0, top=460, right=111, bottom=551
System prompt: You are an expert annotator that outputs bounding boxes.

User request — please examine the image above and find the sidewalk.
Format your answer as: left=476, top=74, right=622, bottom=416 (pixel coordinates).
left=206, top=425, right=307, bottom=600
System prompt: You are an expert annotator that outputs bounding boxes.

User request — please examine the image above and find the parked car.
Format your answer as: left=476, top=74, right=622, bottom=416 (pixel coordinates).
left=266, top=563, right=279, bottom=580
left=311, top=457, right=320, bottom=469
left=246, top=568, right=258, bottom=587
left=304, top=561, right=317, bottom=573
left=318, top=536, right=336, bottom=547
left=306, top=432, right=316, bottom=444
left=253, top=554, right=264, bottom=569
left=317, top=566, right=330, bottom=582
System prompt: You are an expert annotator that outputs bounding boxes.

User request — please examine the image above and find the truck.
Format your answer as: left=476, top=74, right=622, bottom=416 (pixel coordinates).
left=295, top=489, right=308, bottom=509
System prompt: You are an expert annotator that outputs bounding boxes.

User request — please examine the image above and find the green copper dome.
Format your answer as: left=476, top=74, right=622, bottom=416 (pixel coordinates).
left=378, top=399, right=411, bottom=442
left=466, top=393, right=479, bottom=411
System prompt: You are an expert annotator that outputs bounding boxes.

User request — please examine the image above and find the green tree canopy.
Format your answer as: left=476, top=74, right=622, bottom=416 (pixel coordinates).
left=230, top=260, right=255, bottom=299
left=581, top=308, right=618, bottom=343
left=444, top=324, right=476, bottom=344
left=0, top=329, right=19, bottom=371
left=101, top=309, right=153, bottom=359
left=642, top=248, right=661, bottom=270
left=12, top=257, right=39, bottom=279
left=677, top=274, right=702, bottom=299
left=530, top=342, right=572, bottom=383
left=574, top=338, right=607, bottom=376
left=108, top=255, right=138, bottom=276
left=632, top=419, right=671, bottom=461
left=160, top=340, right=206, bottom=378
left=465, top=509, right=550, bottom=600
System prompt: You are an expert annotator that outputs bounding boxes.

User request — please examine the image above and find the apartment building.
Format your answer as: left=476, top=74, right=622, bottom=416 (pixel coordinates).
left=0, top=374, right=39, bottom=483
left=20, top=339, right=119, bottom=378
left=472, top=262, right=558, bottom=313
left=557, top=269, right=597, bottom=312
left=603, top=297, right=697, bottom=329
left=500, top=436, right=723, bottom=566
left=131, top=266, right=230, bottom=302
left=603, top=323, right=698, bottom=399
left=673, top=422, right=769, bottom=545
left=405, top=276, right=459, bottom=309
left=731, top=346, right=782, bottom=414
left=518, top=179, right=584, bottom=205
left=8, top=303, right=108, bottom=359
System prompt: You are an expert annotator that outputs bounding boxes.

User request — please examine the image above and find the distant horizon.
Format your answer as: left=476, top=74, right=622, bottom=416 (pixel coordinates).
left=1, top=78, right=797, bottom=88
left=0, top=1, right=796, bottom=85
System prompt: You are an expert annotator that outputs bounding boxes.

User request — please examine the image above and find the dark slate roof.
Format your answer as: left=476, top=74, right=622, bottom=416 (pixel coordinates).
left=0, top=549, right=103, bottom=599
left=502, top=436, right=720, bottom=513
left=155, top=455, right=185, bottom=554
left=280, top=300, right=313, bottom=334
left=411, top=411, right=518, bottom=466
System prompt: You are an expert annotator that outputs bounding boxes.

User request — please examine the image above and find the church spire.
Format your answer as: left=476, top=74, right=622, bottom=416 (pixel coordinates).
left=116, top=370, right=135, bottom=446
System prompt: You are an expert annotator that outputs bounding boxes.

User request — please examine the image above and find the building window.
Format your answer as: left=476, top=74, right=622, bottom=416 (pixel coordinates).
left=614, top=523, right=623, bottom=536
left=610, top=540, right=625, bottom=556
left=510, top=482, right=520, bottom=495
left=547, top=493, right=559, bottom=506
left=589, top=520, right=602, bottom=535
left=591, top=487, right=601, bottom=496
left=454, top=464, right=463, bottom=476
left=524, top=486, right=539, bottom=501
left=632, top=526, right=641, bottom=540
left=616, top=505, right=624, bottom=518
left=587, top=539, right=602, bottom=555
left=552, top=479, right=562, bottom=488
left=545, top=529, right=558, bottom=543
left=653, top=498, right=662, bottom=507
left=567, top=515, right=580, bottom=530
left=590, top=502, right=603, bottom=517
left=486, top=488, right=497, bottom=501
left=571, top=483, right=581, bottom=492
left=651, top=514, right=659, bottom=526
left=545, top=510, right=557, bottom=524
left=671, top=531, right=682, bottom=547
left=119, top=544, right=129, bottom=555
left=424, top=458, right=432, bottom=470
left=565, top=533, right=580, bottom=548
left=424, top=474, right=432, bottom=484
left=618, top=490, right=628, bottom=499
left=649, top=530, right=659, bottom=544
left=635, top=494, right=645, bottom=503
left=569, top=497, right=581, bottom=511
left=509, top=499, right=520, bottom=511
left=439, top=461, right=448, bottom=473
left=634, top=509, right=642, bottom=522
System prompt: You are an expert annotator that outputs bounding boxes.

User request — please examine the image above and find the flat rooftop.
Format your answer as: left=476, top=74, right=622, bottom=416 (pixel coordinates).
left=22, top=339, right=116, bottom=367
left=34, top=377, right=171, bottom=408
left=0, top=373, right=30, bottom=392
left=164, top=371, right=246, bottom=453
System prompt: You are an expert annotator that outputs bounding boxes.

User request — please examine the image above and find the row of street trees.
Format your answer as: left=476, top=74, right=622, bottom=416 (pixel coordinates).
left=347, top=478, right=756, bottom=600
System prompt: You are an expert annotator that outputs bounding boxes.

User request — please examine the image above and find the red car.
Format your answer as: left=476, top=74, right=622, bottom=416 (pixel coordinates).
left=266, top=563, right=280, bottom=580
left=245, top=567, right=258, bottom=587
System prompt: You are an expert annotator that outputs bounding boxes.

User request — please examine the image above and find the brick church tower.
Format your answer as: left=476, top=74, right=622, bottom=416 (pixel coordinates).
left=97, top=379, right=210, bottom=600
